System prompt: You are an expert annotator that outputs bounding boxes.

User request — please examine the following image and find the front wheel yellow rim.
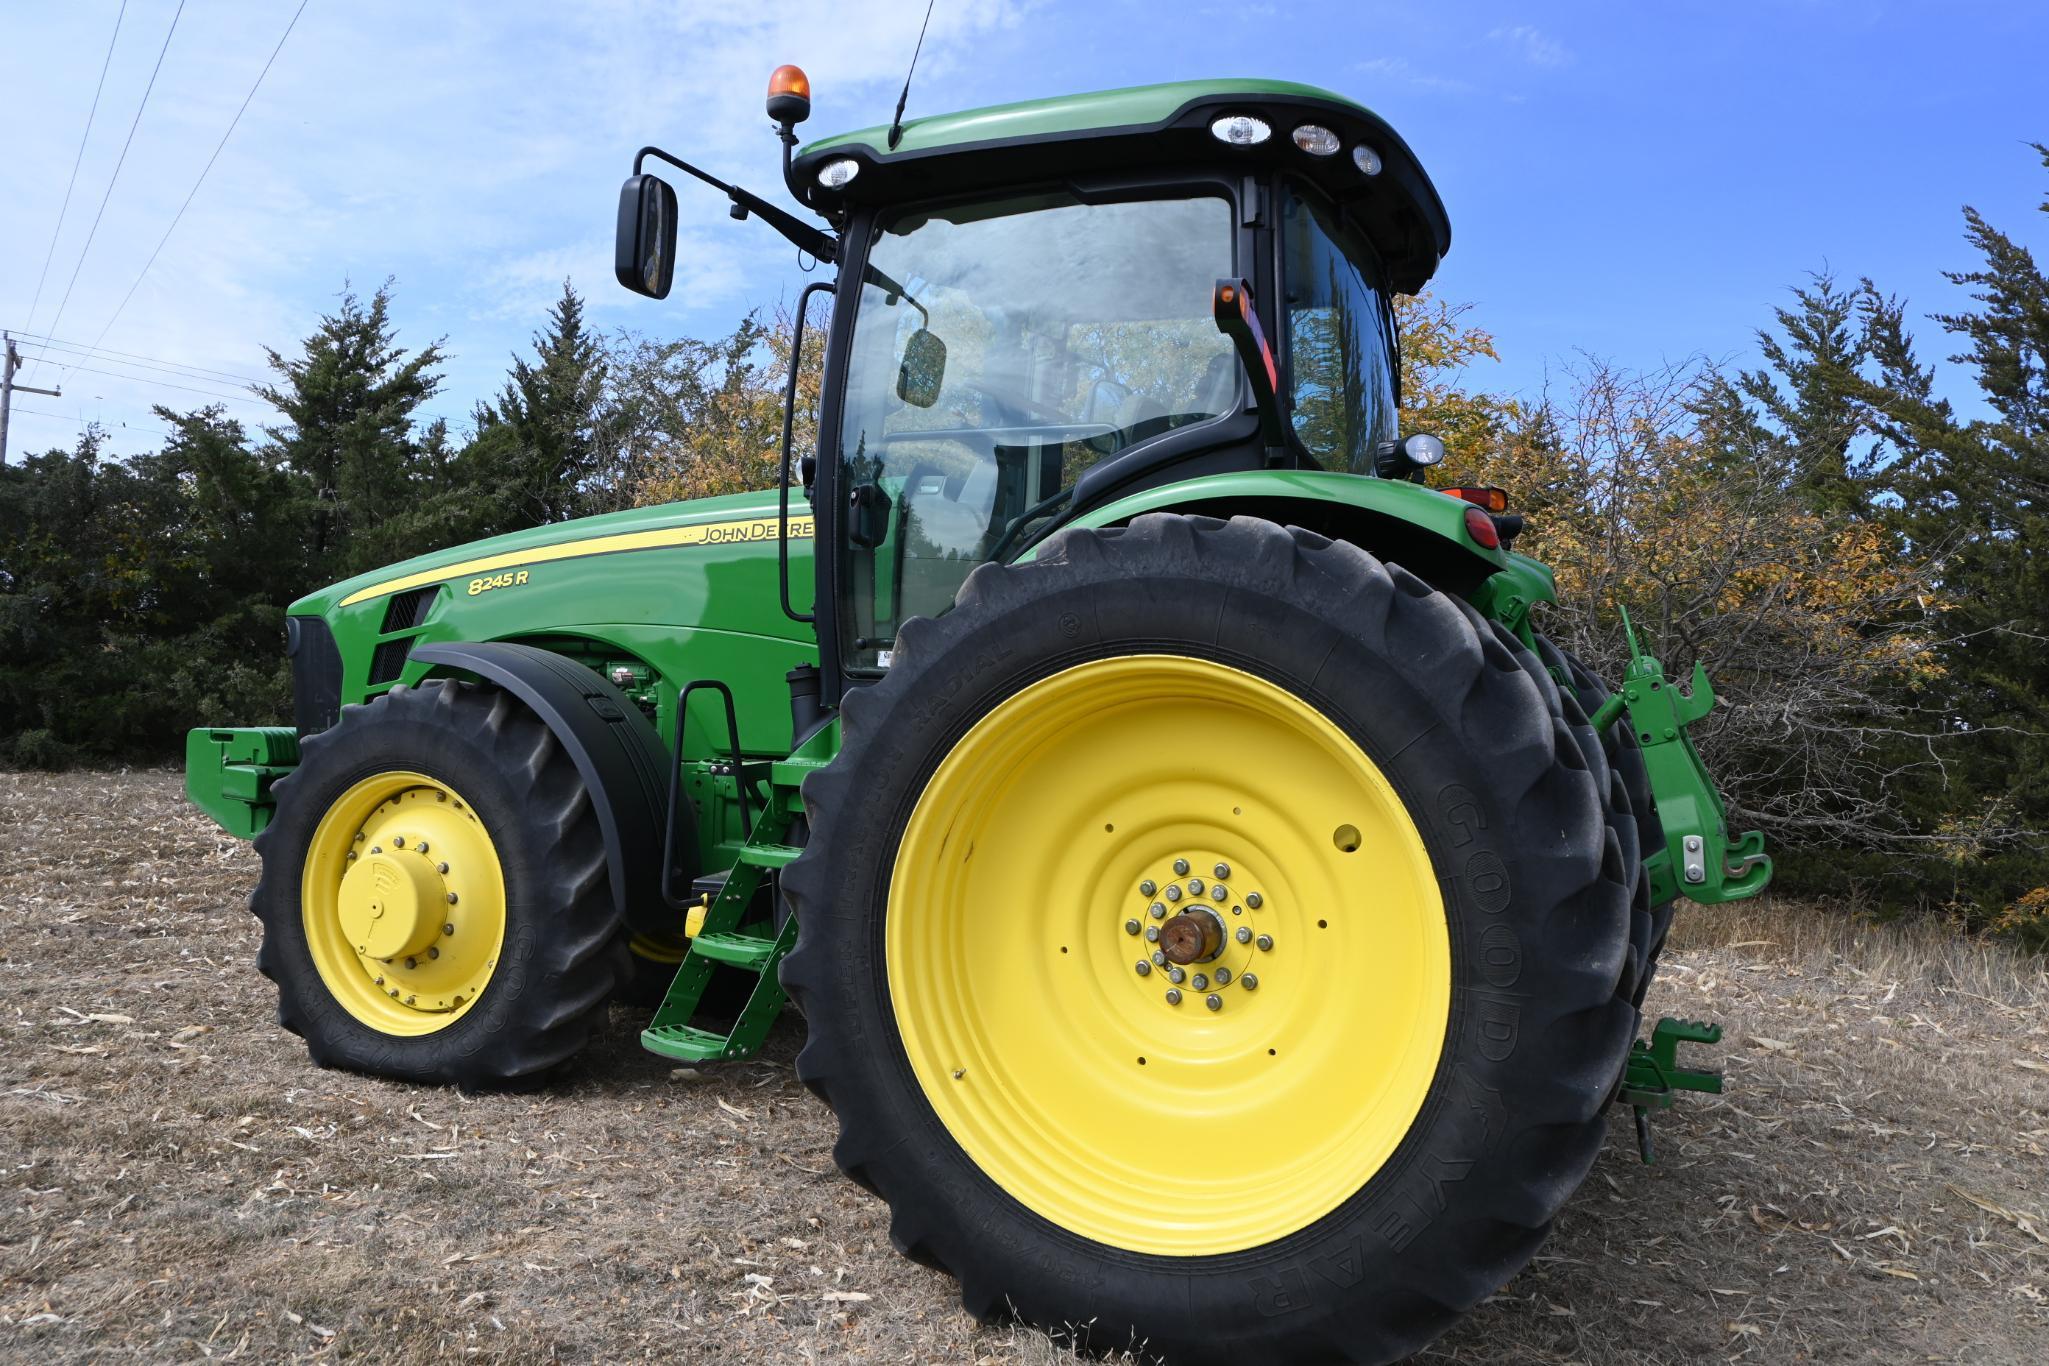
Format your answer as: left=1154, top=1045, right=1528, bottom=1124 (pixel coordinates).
left=302, top=771, right=508, bottom=1035
left=886, top=656, right=1450, bottom=1256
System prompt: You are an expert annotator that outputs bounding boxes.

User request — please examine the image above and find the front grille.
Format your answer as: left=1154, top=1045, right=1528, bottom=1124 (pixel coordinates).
left=287, top=615, right=344, bottom=736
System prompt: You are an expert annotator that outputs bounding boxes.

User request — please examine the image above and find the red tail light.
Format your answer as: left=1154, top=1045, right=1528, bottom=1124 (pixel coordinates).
left=1463, top=505, right=1501, bottom=549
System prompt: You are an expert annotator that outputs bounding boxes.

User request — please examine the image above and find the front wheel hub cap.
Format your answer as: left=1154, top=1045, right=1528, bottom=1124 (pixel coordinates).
left=337, top=850, right=443, bottom=960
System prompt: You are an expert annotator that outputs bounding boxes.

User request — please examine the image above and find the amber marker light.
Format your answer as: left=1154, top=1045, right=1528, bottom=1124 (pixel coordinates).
left=767, top=64, right=812, bottom=127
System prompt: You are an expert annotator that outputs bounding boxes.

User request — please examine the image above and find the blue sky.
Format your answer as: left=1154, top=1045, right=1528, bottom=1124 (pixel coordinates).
left=3, top=1, right=2044, bottom=461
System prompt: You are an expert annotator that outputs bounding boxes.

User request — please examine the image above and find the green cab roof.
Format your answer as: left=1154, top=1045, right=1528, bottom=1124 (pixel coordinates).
left=801, top=78, right=1368, bottom=159
left=788, top=77, right=1451, bottom=293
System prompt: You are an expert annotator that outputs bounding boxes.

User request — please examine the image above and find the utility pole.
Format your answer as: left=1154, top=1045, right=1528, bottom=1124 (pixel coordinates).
left=2, top=331, right=65, bottom=465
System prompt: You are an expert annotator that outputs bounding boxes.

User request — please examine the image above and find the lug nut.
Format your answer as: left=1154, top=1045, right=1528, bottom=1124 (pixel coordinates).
left=443, top=922, right=455, bottom=936
left=1172, top=858, right=1189, bottom=876
left=1165, top=988, right=1183, bottom=1005
left=1241, top=973, right=1258, bottom=990
left=1151, top=951, right=1166, bottom=966
left=1135, top=960, right=1152, bottom=977
left=437, top=862, right=449, bottom=875
left=1168, top=966, right=1186, bottom=984
left=1246, top=892, right=1263, bottom=909
left=1125, top=919, right=1141, bottom=936
left=1188, top=877, right=1206, bottom=896
left=1215, top=967, right=1231, bottom=984
left=393, top=837, right=405, bottom=848
left=369, top=846, right=381, bottom=855
left=404, top=957, right=418, bottom=969
left=1236, top=926, right=1253, bottom=944
left=1164, top=885, right=1182, bottom=903
left=1145, top=925, right=1161, bottom=942
left=1256, top=934, right=1274, bottom=951
left=428, top=946, right=439, bottom=960
left=1211, top=884, right=1228, bottom=902
left=1139, top=880, right=1157, bottom=897
left=446, top=892, right=458, bottom=905
left=1206, top=994, right=1222, bottom=1011
left=346, top=851, right=357, bottom=862
left=1213, top=862, right=1231, bottom=879
left=1150, top=902, right=1167, bottom=919
left=1191, top=973, right=1208, bottom=991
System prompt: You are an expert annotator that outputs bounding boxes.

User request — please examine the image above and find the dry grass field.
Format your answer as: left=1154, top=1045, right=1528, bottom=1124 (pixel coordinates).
left=3, top=768, right=2045, bottom=1363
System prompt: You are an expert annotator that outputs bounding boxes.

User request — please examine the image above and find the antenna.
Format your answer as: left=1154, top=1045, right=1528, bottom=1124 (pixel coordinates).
left=886, top=0, right=937, bottom=151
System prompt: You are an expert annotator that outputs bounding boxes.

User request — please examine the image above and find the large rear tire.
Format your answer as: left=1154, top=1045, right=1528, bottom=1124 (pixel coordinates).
left=252, top=679, right=629, bottom=1086
left=782, top=514, right=1638, bottom=1364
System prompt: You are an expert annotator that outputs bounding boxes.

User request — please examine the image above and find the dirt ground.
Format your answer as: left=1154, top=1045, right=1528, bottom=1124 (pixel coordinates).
left=2, top=769, right=2045, bottom=1364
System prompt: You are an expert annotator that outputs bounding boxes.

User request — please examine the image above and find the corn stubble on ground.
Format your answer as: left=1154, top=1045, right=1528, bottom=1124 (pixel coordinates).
left=1, top=770, right=2045, bottom=1363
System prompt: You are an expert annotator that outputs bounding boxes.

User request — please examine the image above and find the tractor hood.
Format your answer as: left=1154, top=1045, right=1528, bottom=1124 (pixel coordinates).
left=291, top=490, right=798, bottom=618
left=791, top=78, right=1451, bottom=294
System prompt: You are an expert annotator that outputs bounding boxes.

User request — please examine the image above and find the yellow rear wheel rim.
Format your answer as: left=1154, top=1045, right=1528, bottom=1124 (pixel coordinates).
left=302, top=771, right=508, bottom=1035
left=886, top=656, right=1450, bottom=1256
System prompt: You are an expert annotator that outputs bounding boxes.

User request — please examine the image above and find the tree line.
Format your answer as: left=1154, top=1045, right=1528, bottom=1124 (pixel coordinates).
left=1, top=149, right=2043, bottom=944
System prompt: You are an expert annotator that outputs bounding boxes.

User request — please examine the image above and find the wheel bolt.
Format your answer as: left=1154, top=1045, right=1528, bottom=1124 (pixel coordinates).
left=405, top=957, right=418, bottom=969
left=1211, top=884, right=1228, bottom=902
left=1149, top=902, right=1167, bottom=919
left=1236, top=926, right=1253, bottom=944
left=1213, top=862, right=1231, bottom=880
left=428, top=946, right=439, bottom=960
left=374, top=976, right=385, bottom=986
left=443, top=923, right=455, bottom=936
left=1215, top=967, right=1231, bottom=985
left=1246, top=892, right=1263, bottom=909
left=446, top=892, right=458, bottom=905
left=1205, top=994, right=1222, bottom=1012
left=370, top=847, right=381, bottom=855
left=1256, top=934, right=1274, bottom=951
left=1125, top=919, right=1141, bottom=936
left=1145, top=925, right=1160, bottom=942
left=347, top=852, right=357, bottom=862
left=1165, top=988, right=1183, bottom=1005
left=1151, top=951, right=1166, bottom=966
left=416, top=841, right=429, bottom=855
left=393, top=837, right=405, bottom=848
left=1164, top=885, right=1182, bottom=903
left=1241, top=973, right=1258, bottom=990
left=437, top=862, right=449, bottom=875
left=1168, top=966, right=1185, bottom=984
left=1188, top=877, right=1206, bottom=896
left=405, top=995, right=416, bottom=1005
left=1135, top=960, right=1152, bottom=977
left=1191, top=973, right=1208, bottom=991
left=1139, top=880, right=1157, bottom=897
left=1173, top=858, right=1190, bottom=875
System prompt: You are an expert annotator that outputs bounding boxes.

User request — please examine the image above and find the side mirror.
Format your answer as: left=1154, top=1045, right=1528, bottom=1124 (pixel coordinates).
left=895, top=328, right=947, bottom=408
left=614, top=174, right=678, bottom=299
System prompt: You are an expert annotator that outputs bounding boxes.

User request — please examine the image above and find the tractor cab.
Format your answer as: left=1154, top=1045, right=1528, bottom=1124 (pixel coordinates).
left=616, top=76, right=1454, bottom=675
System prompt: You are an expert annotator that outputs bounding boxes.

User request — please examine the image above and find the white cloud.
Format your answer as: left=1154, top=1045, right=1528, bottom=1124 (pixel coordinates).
left=1354, top=56, right=1478, bottom=97
left=1488, top=24, right=1571, bottom=67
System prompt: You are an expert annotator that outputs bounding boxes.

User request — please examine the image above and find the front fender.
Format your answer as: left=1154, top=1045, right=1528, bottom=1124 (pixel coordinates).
left=411, top=641, right=686, bottom=935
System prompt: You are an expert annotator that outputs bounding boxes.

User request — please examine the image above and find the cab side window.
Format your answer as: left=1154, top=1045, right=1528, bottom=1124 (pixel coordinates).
left=1280, top=184, right=1397, bottom=474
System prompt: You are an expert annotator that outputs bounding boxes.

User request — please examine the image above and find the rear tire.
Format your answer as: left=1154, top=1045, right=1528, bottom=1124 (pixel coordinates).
left=252, top=679, right=628, bottom=1086
left=782, top=514, right=1638, bottom=1364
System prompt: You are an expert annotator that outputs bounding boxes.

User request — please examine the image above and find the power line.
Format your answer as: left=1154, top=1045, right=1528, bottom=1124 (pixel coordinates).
left=9, top=330, right=268, bottom=387
left=22, top=1, right=129, bottom=336
left=59, top=360, right=268, bottom=407
left=9, top=404, right=175, bottom=442
left=71, top=1, right=311, bottom=372
left=32, top=0, right=187, bottom=379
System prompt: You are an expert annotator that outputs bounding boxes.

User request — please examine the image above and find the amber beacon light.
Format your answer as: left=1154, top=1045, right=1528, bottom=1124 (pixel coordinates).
left=767, top=65, right=812, bottom=127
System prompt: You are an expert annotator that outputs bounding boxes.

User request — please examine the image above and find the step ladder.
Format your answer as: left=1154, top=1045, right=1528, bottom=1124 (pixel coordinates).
left=639, top=757, right=824, bottom=1064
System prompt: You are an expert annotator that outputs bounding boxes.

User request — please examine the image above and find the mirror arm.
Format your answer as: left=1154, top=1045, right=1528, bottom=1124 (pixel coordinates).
left=1212, top=278, right=1290, bottom=464
left=633, top=144, right=838, bottom=264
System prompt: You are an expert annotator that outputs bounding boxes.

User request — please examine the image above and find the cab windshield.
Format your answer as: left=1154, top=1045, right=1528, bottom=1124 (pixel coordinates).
left=837, top=192, right=1237, bottom=671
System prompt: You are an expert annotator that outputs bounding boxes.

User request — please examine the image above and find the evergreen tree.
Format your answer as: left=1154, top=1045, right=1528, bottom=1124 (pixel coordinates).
left=256, top=281, right=447, bottom=578
left=457, top=280, right=614, bottom=535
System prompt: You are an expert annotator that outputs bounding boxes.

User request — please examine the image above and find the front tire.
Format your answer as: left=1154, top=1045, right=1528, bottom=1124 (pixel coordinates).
left=782, top=515, right=1638, bottom=1364
left=252, top=679, right=628, bottom=1086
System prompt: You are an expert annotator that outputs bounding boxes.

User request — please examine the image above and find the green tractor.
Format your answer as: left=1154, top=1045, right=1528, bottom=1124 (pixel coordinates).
left=187, top=71, right=1769, bottom=1364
